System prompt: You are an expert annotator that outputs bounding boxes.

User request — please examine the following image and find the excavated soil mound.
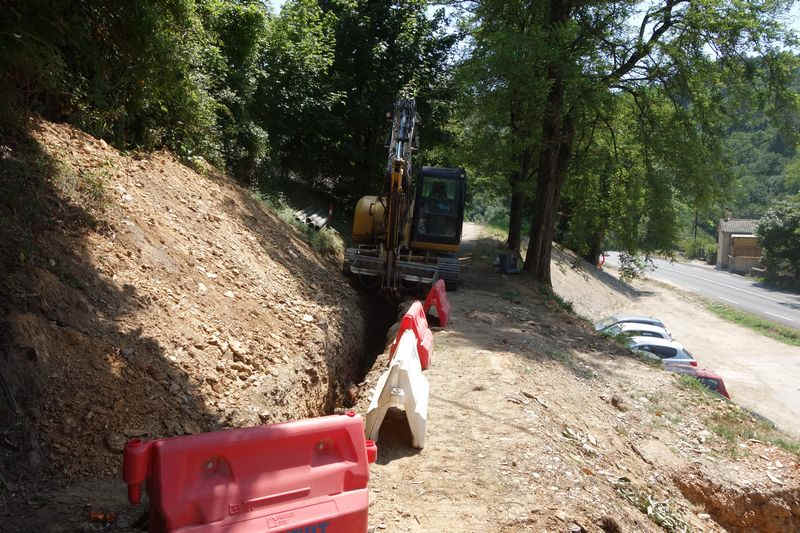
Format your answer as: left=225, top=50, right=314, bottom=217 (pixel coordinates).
left=675, top=467, right=800, bottom=532
left=0, top=119, right=366, bottom=494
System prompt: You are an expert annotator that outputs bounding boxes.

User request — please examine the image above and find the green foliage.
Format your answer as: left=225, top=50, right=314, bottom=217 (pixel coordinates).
left=254, top=0, right=340, bottom=186
left=616, top=252, right=655, bottom=282
left=677, top=374, right=800, bottom=456
left=1, top=0, right=237, bottom=163
left=2, top=0, right=454, bottom=199
left=449, top=0, right=552, bottom=248
left=756, top=195, right=800, bottom=280
left=677, top=231, right=717, bottom=261
left=257, top=0, right=457, bottom=198
left=452, top=0, right=798, bottom=279
left=254, top=191, right=342, bottom=260
left=311, top=227, right=344, bottom=259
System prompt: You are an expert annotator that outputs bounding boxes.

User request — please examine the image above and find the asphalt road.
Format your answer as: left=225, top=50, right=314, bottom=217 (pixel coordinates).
left=604, top=252, right=800, bottom=329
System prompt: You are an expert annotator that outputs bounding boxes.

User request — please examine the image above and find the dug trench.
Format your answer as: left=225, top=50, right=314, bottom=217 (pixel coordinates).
left=0, top=118, right=402, bottom=532
left=2, top=118, right=799, bottom=532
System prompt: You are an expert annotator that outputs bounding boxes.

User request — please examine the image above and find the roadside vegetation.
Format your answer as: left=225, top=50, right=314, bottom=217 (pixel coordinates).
left=756, top=195, right=800, bottom=290
left=704, top=301, right=800, bottom=347
left=677, top=376, right=800, bottom=457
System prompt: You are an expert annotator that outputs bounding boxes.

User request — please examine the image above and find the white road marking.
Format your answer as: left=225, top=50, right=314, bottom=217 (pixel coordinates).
left=656, top=264, right=791, bottom=305
left=609, top=253, right=800, bottom=323
left=765, top=311, right=797, bottom=322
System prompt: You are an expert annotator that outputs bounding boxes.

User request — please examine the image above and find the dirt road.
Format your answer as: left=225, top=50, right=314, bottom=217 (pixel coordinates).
left=551, top=252, right=800, bottom=439
left=358, top=224, right=800, bottom=532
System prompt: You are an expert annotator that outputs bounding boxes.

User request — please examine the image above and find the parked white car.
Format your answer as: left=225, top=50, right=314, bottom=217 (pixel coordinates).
left=600, top=322, right=671, bottom=340
left=625, top=336, right=697, bottom=367
left=595, top=315, right=672, bottom=338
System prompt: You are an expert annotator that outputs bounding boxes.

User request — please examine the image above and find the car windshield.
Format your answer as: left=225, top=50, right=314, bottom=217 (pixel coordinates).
left=604, top=324, right=622, bottom=336
left=596, top=317, right=618, bottom=329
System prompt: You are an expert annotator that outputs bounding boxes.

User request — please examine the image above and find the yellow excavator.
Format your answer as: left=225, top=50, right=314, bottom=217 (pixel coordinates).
left=344, top=99, right=466, bottom=293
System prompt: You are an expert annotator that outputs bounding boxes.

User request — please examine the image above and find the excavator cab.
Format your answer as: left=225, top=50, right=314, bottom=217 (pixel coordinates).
left=411, top=167, right=466, bottom=251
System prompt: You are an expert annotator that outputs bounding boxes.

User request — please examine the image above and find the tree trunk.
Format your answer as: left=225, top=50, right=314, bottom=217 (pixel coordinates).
left=583, top=232, right=603, bottom=266
left=507, top=172, right=523, bottom=252
left=522, top=0, right=574, bottom=285
left=523, top=72, right=575, bottom=284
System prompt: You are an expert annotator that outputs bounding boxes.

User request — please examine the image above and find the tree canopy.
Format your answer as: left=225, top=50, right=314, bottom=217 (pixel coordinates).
left=1, top=0, right=456, bottom=201
left=757, top=194, right=800, bottom=281
left=2, top=0, right=799, bottom=284
left=452, top=0, right=799, bottom=282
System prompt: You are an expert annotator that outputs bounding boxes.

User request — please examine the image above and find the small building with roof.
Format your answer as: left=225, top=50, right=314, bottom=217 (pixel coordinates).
left=717, top=219, right=762, bottom=274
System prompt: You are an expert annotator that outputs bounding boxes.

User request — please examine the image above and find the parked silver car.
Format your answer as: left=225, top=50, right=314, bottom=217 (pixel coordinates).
left=625, top=336, right=696, bottom=366
left=595, top=315, right=671, bottom=338
left=600, top=322, right=671, bottom=340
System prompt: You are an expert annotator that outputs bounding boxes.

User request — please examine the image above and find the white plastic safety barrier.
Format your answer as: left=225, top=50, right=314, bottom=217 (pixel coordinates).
left=365, top=330, right=429, bottom=449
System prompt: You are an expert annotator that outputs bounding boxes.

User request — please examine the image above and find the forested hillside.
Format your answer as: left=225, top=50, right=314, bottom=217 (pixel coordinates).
left=725, top=85, right=800, bottom=219
left=4, top=0, right=799, bottom=277
left=1, top=0, right=455, bottom=200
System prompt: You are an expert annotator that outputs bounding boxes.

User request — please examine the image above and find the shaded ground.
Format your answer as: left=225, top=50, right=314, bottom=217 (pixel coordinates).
left=0, top=118, right=366, bottom=530
left=355, top=223, right=800, bottom=532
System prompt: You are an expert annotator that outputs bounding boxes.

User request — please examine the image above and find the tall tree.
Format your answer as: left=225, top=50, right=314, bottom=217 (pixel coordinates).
left=521, top=0, right=797, bottom=284
left=757, top=194, right=800, bottom=280
left=456, top=0, right=549, bottom=252
left=259, top=0, right=455, bottom=198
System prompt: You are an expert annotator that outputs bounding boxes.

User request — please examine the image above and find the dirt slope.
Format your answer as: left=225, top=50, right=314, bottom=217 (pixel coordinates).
left=355, top=224, right=799, bottom=532
left=0, top=119, right=365, bottom=503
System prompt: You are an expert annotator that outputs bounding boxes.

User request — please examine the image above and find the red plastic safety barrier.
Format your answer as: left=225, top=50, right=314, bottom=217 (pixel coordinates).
left=422, top=279, right=451, bottom=328
left=389, top=301, right=433, bottom=369
left=123, top=412, right=377, bottom=533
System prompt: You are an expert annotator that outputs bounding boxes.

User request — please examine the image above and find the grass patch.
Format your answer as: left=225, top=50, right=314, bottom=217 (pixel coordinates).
left=538, top=284, right=574, bottom=314
left=678, top=376, right=800, bottom=457
left=677, top=375, right=711, bottom=398
left=310, top=226, right=344, bottom=260
left=615, top=483, right=690, bottom=533
left=709, top=408, right=800, bottom=457
left=252, top=192, right=344, bottom=262
left=50, top=159, right=111, bottom=214
left=704, top=301, right=800, bottom=346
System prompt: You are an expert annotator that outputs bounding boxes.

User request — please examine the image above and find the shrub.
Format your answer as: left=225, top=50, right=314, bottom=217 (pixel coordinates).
left=757, top=195, right=800, bottom=281
left=311, top=227, right=344, bottom=260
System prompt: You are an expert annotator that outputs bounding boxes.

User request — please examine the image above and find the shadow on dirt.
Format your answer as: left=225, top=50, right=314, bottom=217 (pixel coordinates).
left=0, top=121, right=220, bottom=531
left=375, top=408, right=422, bottom=465
left=551, top=246, right=653, bottom=299
left=454, top=230, right=644, bottom=383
